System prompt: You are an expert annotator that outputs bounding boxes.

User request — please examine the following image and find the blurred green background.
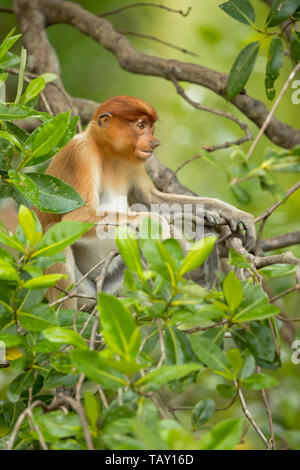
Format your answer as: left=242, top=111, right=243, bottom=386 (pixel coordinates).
left=0, top=0, right=299, bottom=449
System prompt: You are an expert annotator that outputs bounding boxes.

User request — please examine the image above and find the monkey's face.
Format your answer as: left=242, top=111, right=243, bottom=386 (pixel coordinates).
left=95, top=113, right=161, bottom=162
left=130, top=118, right=161, bottom=161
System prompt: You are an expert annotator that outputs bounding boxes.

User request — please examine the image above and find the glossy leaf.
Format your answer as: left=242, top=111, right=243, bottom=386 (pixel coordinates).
left=135, top=363, right=202, bottom=392
left=266, top=0, right=300, bottom=27
left=30, top=112, right=70, bottom=157
left=227, top=41, right=260, bottom=100
left=198, top=418, right=243, bottom=450
left=84, top=391, right=100, bottom=429
left=98, top=293, right=141, bottom=361
left=33, top=220, right=92, bottom=258
left=265, top=37, right=284, bottom=100
left=70, top=349, right=128, bottom=390
left=43, top=327, right=88, bottom=350
left=241, top=373, right=279, bottom=390
left=23, top=274, right=67, bottom=289
left=116, top=226, right=143, bottom=276
left=20, top=76, right=46, bottom=104
left=223, top=271, right=243, bottom=313
left=179, top=236, right=217, bottom=276
left=192, top=399, right=215, bottom=429
left=219, top=0, right=255, bottom=25
left=190, top=336, right=234, bottom=379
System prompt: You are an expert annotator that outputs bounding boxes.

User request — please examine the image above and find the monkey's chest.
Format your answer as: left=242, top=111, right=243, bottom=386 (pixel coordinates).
left=97, top=188, right=129, bottom=213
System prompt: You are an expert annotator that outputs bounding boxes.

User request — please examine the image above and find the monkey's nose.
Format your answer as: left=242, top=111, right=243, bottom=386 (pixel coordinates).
left=150, top=139, right=161, bottom=150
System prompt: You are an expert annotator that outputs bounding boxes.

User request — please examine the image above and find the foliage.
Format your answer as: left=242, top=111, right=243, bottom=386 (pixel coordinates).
left=0, top=4, right=299, bottom=451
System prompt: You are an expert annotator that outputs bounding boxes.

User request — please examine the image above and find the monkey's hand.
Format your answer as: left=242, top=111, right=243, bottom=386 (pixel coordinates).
left=196, top=205, right=256, bottom=251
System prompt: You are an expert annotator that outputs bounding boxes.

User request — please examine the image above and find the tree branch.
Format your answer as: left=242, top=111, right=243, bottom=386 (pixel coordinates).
left=14, top=0, right=300, bottom=150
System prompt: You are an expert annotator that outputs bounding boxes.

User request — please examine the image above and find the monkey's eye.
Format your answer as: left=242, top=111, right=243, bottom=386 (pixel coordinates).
left=137, top=121, right=146, bottom=129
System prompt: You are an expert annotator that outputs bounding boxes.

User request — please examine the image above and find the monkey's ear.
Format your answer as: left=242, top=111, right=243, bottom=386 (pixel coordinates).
left=98, top=112, right=112, bottom=128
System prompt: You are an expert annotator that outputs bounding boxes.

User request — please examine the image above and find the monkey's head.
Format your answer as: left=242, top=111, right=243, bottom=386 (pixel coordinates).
left=90, top=96, right=161, bottom=162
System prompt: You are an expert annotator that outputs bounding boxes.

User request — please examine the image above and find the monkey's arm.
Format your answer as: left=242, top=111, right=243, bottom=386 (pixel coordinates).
left=132, top=178, right=256, bottom=251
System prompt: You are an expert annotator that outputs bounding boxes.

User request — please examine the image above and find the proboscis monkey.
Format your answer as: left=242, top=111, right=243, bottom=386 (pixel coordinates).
left=36, top=96, right=255, bottom=309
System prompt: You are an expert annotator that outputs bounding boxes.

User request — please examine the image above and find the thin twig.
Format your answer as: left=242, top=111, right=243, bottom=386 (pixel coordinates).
left=246, top=62, right=300, bottom=160
left=234, top=380, right=270, bottom=449
left=8, top=68, right=82, bottom=132
left=157, top=318, right=166, bottom=368
left=79, top=309, right=96, bottom=336
left=75, top=373, right=85, bottom=402
left=0, top=7, right=13, bottom=13
left=255, top=180, right=300, bottom=223
left=99, top=3, right=192, bottom=18
left=26, top=410, right=48, bottom=450
left=97, top=386, right=109, bottom=409
left=257, top=366, right=275, bottom=450
left=183, top=320, right=226, bottom=334
left=270, top=284, right=300, bottom=303
left=166, top=77, right=252, bottom=185
left=119, top=31, right=198, bottom=57
left=139, top=319, right=156, bottom=353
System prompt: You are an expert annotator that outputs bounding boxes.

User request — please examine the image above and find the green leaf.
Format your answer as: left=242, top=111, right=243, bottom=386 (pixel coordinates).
left=219, top=0, right=255, bottom=25
left=84, top=391, right=100, bottom=429
left=232, top=284, right=279, bottom=323
left=0, top=103, right=46, bottom=121
left=266, top=0, right=300, bottom=27
left=0, top=259, right=19, bottom=284
left=259, top=263, right=296, bottom=278
left=227, top=41, right=260, bottom=100
left=19, top=305, right=57, bottom=331
left=0, top=225, right=25, bottom=252
left=232, top=322, right=276, bottom=364
left=223, top=271, right=243, bottom=313
left=0, top=334, right=22, bottom=348
left=232, top=303, right=279, bottom=322
left=26, top=173, right=85, bottom=213
left=34, top=411, right=81, bottom=442
left=291, top=29, right=300, bottom=63
left=140, top=238, right=173, bottom=282
left=165, top=324, right=199, bottom=365
left=43, top=327, right=88, bottom=350
left=0, top=30, right=21, bottom=61
left=227, top=348, right=244, bottom=375
left=192, top=399, right=215, bottom=430
left=230, top=184, right=252, bottom=204
left=8, top=170, right=41, bottom=206
left=20, top=76, right=46, bottom=104
left=179, top=236, right=217, bottom=276
left=18, top=205, right=42, bottom=247
left=135, top=363, right=202, bottom=392
left=7, top=371, right=34, bottom=403
left=30, top=112, right=70, bottom=157
left=241, top=373, right=279, bottom=390
left=198, top=418, right=243, bottom=450
left=216, top=384, right=237, bottom=399
left=70, top=349, right=128, bottom=390
left=265, top=37, right=284, bottom=100
left=98, top=293, right=141, bottom=361
left=23, top=274, right=67, bottom=289
left=0, top=51, right=20, bottom=70
left=164, top=324, right=199, bottom=390
left=116, top=226, right=143, bottom=276
left=190, top=336, right=234, bottom=379
left=33, top=220, right=92, bottom=257
left=40, top=73, right=58, bottom=83
left=0, top=130, right=24, bottom=152
left=229, top=248, right=251, bottom=269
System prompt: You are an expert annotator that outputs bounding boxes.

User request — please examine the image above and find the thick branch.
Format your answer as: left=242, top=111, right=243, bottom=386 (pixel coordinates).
left=30, top=0, right=300, bottom=149
left=261, top=231, right=300, bottom=251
